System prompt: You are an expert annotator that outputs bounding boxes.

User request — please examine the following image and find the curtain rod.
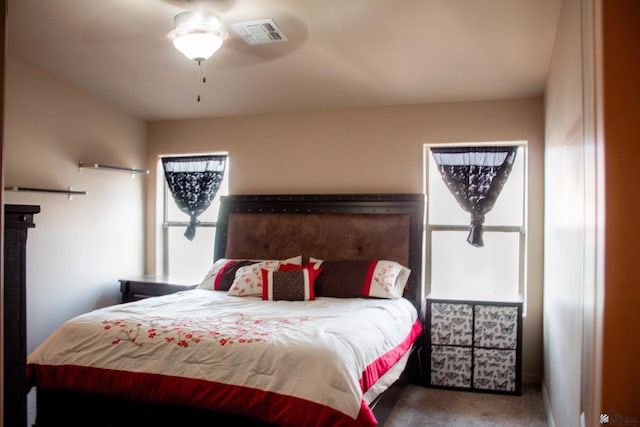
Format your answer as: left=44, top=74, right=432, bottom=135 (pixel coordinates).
left=79, top=162, right=149, bottom=175
left=5, top=186, right=87, bottom=200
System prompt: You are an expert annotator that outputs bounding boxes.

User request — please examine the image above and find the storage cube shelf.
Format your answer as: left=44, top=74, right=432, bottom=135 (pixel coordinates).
left=426, top=296, right=523, bottom=395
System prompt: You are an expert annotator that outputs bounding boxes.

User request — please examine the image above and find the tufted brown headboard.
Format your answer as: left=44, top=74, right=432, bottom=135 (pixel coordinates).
left=214, top=194, right=424, bottom=314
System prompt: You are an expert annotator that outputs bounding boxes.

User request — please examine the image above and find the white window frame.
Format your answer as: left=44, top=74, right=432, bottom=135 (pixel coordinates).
left=423, top=142, right=528, bottom=302
left=158, top=153, right=229, bottom=278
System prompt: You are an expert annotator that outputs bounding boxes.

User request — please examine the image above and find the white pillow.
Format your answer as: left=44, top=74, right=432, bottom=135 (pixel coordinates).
left=366, top=260, right=411, bottom=299
left=227, top=260, right=281, bottom=296
left=281, top=255, right=303, bottom=266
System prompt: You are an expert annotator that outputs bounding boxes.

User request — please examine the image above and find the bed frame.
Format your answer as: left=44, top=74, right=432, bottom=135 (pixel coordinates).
left=34, top=193, right=425, bottom=426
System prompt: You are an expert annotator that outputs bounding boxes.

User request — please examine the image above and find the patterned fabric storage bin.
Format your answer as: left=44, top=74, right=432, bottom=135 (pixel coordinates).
left=430, top=345, right=472, bottom=388
left=473, top=348, right=517, bottom=392
left=426, top=296, right=523, bottom=395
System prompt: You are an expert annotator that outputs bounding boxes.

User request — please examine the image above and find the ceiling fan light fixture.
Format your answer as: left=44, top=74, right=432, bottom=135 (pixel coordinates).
left=173, top=32, right=223, bottom=61
left=170, top=10, right=227, bottom=62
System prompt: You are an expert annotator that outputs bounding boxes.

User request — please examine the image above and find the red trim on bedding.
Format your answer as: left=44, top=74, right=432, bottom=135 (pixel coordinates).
left=27, top=364, right=377, bottom=427
left=362, top=261, right=378, bottom=297
left=360, top=318, right=422, bottom=392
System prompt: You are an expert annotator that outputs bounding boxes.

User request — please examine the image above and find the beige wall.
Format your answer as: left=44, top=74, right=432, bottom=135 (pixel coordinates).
left=4, top=55, right=147, bottom=352
left=543, top=0, right=601, bottom=425
left=147, top=97, right=545, bottom=381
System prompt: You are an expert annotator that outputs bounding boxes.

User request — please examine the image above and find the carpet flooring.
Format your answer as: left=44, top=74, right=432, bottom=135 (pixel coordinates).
left=28, top=385, right=548, bottom=426
left=385, top=385, right=547, bottom=426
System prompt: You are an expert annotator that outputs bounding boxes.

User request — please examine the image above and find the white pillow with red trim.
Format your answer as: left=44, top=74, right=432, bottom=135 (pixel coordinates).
left=198, top=259, right=256, bottom=291
left=366, top=260, right=411, bottom=299
left=199, top=256, right=302, bottom=291
left=227, top=260, right=281, bottom=296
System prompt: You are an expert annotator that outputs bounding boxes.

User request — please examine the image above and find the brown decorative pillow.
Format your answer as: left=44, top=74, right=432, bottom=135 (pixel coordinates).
left=314, top=260, right=411, bottom=299
left=261, top=268, right=320, bottom=301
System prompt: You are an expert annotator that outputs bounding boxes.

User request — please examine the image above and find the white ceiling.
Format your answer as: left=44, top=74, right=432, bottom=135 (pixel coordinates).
left=7, top=0, right=562, bottom=121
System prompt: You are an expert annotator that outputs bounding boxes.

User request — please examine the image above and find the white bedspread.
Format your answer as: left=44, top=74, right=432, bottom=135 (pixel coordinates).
left=28, top=289, right=421, bottom=427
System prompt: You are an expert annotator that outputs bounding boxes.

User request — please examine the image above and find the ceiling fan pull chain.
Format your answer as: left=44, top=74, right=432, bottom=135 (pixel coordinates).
left=197, top=61, right=207, bottom=102
left=196, top=61, right=207, bottom=103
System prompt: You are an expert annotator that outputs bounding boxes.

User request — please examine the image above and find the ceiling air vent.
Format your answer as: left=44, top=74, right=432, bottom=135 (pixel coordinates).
left=231, top=19, right=288, bottom=45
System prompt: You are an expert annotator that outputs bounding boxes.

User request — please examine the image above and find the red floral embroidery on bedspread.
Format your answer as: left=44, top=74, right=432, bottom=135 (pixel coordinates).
left=102, top=314, right=310, bottom=348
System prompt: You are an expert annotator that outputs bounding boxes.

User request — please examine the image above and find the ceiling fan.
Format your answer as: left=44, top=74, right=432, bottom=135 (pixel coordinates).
left=164, top=0, right=289, bottom=64
left=161, top=0, right=294, bottom=101
left=75, top=0, right=303, bottom=102
left=81, top=0, right=301, bottom=69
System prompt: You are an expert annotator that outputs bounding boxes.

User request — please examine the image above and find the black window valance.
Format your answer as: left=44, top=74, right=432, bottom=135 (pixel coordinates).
left=431, top=146, right=518, bottom=247
left=162, top=155, right=227, bottom=241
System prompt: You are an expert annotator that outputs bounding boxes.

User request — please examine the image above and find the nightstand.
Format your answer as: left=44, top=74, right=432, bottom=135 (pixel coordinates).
left=119, top=275, right=198, bottom=303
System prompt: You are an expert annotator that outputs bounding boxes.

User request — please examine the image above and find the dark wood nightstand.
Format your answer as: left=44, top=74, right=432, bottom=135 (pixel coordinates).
left=119, top=275, right=198, bottom=303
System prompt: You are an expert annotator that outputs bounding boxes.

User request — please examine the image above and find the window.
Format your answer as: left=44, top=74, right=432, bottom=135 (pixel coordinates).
left=424, top=143, right=527, bottom=301
left=160, top=154, right=229, bottom=283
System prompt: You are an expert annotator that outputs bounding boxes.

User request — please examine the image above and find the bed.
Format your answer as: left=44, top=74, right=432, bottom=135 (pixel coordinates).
left=28, top=193, right=425, bottom=427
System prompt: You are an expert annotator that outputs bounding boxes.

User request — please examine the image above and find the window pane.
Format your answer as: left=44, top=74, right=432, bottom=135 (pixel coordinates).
left=428, top=152, right=469, bottom=225
left=427, top=146, right=524, bottom=227
left=430, top=230, right=520, bottom=301
left=484, top=146, right=524, bottom=226
left=166, top=189, right=187, bottom=222
left=167, top=226, right=216, bottom=284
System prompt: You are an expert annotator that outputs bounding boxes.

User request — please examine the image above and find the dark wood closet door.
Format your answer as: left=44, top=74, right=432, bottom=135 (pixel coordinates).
left=3, top=205, right=39, bottom=427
